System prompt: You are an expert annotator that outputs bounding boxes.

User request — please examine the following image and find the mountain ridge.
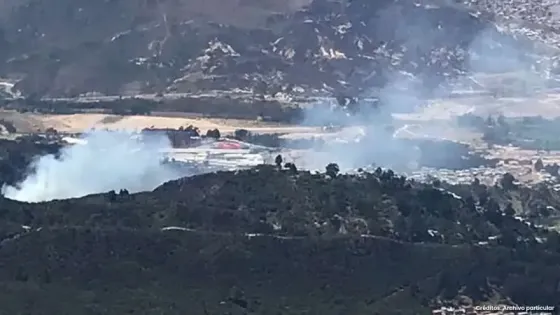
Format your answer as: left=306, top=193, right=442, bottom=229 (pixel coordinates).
left=0, top=0, right=522, bottom=99
left=0, top=164, right=559, bottom=314
left=0, top=135, right=559, bottom=313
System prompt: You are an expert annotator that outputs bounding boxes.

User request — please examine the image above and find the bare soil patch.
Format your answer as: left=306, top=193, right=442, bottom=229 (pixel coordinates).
left=3, top=112, right=320, bottom=135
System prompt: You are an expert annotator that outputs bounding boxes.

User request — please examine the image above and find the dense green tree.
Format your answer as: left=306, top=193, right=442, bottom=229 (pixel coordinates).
left=284, top=162, right=298, bottom=174
left=504, top=204, right=515, bottom=217
left=206, top=128, right=221, bottom=139
left=534, top=158, right=544, bottom=171
left=325, top=163, right=340, bottom=178
left=500, top=173, right=516, bottom=190
left=274, top=154, right=283, bottom=169
left=234, top=129, right=249, bottom=140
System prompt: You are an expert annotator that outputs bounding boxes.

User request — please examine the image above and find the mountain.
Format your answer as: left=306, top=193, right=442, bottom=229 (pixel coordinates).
left=1, top=0, right=548, bottom=99
left=0, top=136, right=558, bottom=313
left=1, top=163, right=560, bottom=314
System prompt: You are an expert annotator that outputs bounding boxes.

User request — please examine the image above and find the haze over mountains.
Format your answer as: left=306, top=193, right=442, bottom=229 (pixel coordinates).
left=1, top=0, right=558, bottom=99
left=2, top=1, right=560, bottom=314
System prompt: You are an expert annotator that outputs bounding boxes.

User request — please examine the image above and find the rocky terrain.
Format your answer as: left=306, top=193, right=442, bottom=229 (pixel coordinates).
left=1, top=0, right=557, bottom=100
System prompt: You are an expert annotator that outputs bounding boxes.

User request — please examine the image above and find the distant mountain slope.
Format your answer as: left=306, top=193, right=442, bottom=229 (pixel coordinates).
left=0, top=0, right=538, bottom=98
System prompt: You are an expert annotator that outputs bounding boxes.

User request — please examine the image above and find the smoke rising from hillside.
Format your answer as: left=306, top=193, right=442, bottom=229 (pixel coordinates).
left=295, top=11, right=551, bottom=172
left=2, top=130, right=182, bottom=203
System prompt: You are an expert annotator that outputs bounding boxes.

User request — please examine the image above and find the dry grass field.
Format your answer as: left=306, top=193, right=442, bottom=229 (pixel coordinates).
left=2, top=88, right=560, bottom=139
left=0, top=110, right=321, bottom=135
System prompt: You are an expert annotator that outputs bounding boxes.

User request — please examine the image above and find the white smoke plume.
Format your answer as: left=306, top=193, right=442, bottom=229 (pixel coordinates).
left=294, top=6, right=554, bottom=172
left=2, top=130, right=183, bottom=203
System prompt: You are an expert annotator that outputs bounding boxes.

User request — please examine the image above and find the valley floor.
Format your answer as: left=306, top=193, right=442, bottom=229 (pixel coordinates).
left=0, top=110, right=320, bottom=134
